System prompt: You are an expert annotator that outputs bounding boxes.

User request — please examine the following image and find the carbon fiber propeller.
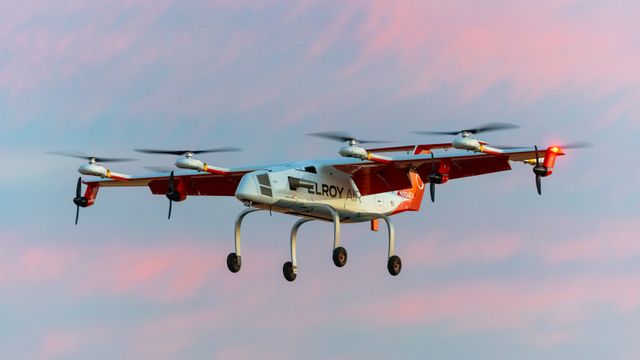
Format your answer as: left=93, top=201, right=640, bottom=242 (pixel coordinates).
left=307, top=131, right=392, bottom=144
left=414, top=122, right=520, bottom=136
left=135, top=147, right=241, bottom=156
left=48, top=151, right=135, bottom=163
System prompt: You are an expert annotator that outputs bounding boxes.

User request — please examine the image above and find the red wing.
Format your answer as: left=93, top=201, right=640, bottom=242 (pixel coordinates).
left=147, top=173, right=246, bottom=196
left=334, top=153, right=512, bottom=196
left=85, top=171, right=249, bottom=196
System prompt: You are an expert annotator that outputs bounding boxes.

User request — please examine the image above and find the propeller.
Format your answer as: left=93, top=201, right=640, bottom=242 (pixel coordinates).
left=134, top=147, right=241, bottom=156
left=414, top=122, right=520, bottom=136
left=525, top=142, right=591, bottom=196
left=427, top=153, right=443, bottom=202
left=74, top=177, right=82, bottom=225
left=72, top=177, right=89, bottom=225
left=493, top=141, right=594, bottom=150
left=48, top=151, right=135, bottom=163
left=307, top=131, right=392, bottom=145
left=534, top=146, right=542, bottom=195
left=553, top=141, right=594, bottom=149
left=167, top=171, right=176, bottom=220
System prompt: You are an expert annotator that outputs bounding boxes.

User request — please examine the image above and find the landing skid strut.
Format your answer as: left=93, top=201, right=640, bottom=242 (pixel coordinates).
left=227, top=207, right=264, bottom=273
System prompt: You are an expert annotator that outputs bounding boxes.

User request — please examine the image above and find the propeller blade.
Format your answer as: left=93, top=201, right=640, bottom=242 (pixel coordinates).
left=48, top=151, right=135, bottom=163
left=74, top=177, right=82, bottom=225
left=49, top=151, right=89, bottom=161
left=92, top=157, right=136, bottom=163
left=430, top=152, right=436, bottom=172
left=76, top=177, right=82, bottom=197
left=558, top=141, right=594, bottom=149
left=191, top=147, right=242, bottom=154
left=429, top=153, right=436, bottom=202
left=307, top=131, right=392, bottom=144
left=473, top=122, right=520, bottom=134
left=135, top=149, right=189, bottom=155
left=493, top=142, right=593, bottom=151
left=413, top=130, right=461, bottom=136
left=536, top=174, right=542, bottom=195
left=135, top=147, right=241, bottom=156
left=534, top=145, right=540, bottom=167
left=167, top=171, right=175, bottom=220
left=414, top=122, right=519, bottom=136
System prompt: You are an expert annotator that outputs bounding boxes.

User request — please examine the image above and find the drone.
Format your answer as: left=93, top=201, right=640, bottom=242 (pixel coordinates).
left=51, top=123, right=590, bottom=281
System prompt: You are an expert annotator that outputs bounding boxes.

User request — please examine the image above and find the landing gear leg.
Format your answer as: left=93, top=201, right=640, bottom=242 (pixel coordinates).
left=360, top=213, right=400, bottom=276
left=228, top=208, right=263, bottom=273
left=283, top=204, right=342, bottom=282
left=310, top=204, right=344, bottom=267
left=284, top=218, right=313, bottom=282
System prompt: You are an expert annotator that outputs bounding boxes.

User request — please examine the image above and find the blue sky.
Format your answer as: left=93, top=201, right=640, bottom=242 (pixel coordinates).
left=1, top=1, right=639, bottom=359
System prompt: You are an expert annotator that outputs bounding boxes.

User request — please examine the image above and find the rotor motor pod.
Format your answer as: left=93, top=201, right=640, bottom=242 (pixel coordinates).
left=532, top=147, right=564, bottom=178
left=533, top=164, right=551, bottom=178
left=175, top=157, right=205, bottom=171
left=338, top=145, right=368, bottom=159
left=78, top=163, right=109, bottom=177
left=73, top=195, right=89, bottom=208
left=427, top=173, right=449, bottom=185
left=452, top=137, right=482, bottom=151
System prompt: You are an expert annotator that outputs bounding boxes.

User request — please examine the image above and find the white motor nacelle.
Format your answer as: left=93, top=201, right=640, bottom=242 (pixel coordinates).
left=175, top=157, right=205, bottom=171
left=339, top=145, right=368, bottom=160
left=452, top=137, right=482, bottom=151
left=78, top=163, right=108, bottom=177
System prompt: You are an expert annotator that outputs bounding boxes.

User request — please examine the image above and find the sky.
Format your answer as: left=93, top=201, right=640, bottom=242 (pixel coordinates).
left=1, top=0, right=639, bottom=359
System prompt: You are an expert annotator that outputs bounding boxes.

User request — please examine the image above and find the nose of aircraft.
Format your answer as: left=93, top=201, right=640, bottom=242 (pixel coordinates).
left=235, top=172, right=278, bottom=205
left=235, top=174, right=260, bottom=203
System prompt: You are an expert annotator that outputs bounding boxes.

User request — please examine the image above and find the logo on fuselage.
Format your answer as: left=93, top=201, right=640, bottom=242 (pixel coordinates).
left=288, top=176, right=356, bottom=199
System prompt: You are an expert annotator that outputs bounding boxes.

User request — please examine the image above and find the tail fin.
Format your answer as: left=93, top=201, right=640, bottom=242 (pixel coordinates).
left=395, top=171, right=425, bottom=212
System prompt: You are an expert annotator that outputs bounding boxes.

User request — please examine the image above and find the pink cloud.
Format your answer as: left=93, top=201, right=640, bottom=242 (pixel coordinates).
left=0, top=235, right=80, bottom=284
left=39, top=326, right=108, bottom=360
left=0, top=236, right=242, bottom=303
left=354, top=273, right=640, bottom=344
left=41, top=329, right=80, bottom=359
left=403, top=230, right=524, bottom=267
left=538, top=218, right=640, bottom=264
left=350, top=1, right=640, bottom=103
left=303, top=4, right=357, bottom=60
left=0, top=0, right=172, bottom=96
left=68, top=242, right=249, bottom=303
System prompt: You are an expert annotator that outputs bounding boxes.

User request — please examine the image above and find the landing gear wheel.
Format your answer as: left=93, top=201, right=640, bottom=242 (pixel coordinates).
left=226, top=253, right=241, bottom=273
left=283, top=261, right=297, bottom=282
left=387, top=255, right=402, bottom=276
left=332, top=246, right=348, bottom=267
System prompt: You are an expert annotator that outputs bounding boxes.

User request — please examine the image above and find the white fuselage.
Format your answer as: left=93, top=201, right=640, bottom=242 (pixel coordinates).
left=234, top=160, right=413, bottom=223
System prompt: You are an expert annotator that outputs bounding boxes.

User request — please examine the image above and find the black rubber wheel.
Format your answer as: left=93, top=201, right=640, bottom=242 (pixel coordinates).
left=387, top=255, right=402, bottom=276
left=226, top=252, right=241, bottom=273
left=283, top=261, right=297, bottom=282
left=332, top=246, right=348, bottom=267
